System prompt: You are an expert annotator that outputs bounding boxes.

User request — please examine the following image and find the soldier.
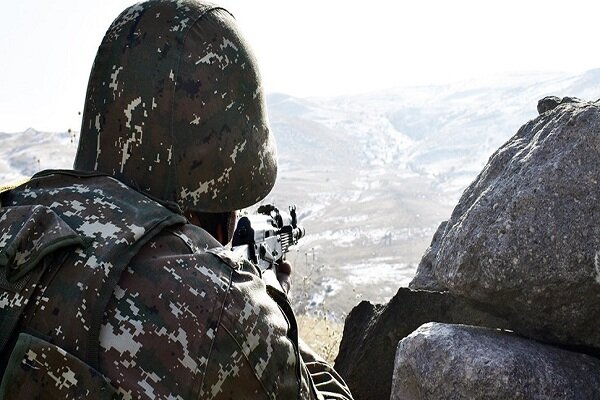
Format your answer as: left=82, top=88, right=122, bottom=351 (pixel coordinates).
left=0, top=1, right=353, bottom=399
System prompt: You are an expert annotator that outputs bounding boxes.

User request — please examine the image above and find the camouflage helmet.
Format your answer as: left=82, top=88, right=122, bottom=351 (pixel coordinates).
left=74, top=0, right=277, bottom=213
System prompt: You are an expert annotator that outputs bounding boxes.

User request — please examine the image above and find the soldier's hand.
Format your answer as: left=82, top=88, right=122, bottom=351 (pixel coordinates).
left=276, top=261, right=292, bottom=295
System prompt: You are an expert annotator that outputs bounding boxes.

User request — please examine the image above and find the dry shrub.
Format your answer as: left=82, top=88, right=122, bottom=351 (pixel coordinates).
left=296, top=313, right=343, bottom=364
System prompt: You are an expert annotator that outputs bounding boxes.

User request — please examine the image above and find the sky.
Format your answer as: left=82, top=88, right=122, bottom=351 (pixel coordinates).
left=0, top=0, right=599, bottom=133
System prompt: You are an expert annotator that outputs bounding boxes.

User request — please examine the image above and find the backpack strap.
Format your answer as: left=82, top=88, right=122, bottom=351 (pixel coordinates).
left=0, top=205, right=86, bottom=357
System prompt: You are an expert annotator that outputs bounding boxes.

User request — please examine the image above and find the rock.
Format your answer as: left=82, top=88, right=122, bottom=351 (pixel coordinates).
left=391, top=322, right=600, bottom=400
left=410, top=100, right=600, bottom=350
left=561, top=96, right=583, bottom=105
left=334, top=288, right=510, bottom=400
left=537, top=96, right=561, bottom=114
left=537, top=96, right=582, bottom=114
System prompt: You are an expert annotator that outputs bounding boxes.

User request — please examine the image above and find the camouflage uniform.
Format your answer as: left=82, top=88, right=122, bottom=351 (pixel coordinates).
left=0, top=1, right=353, bottom=399
left=0, top=171, right=352, bottom=399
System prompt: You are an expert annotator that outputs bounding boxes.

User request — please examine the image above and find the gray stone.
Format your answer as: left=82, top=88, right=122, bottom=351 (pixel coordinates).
left=537, top=96, right=583, bottom=114
left=334, top=288, right=510, bottom=400
left=537, top=96, right=561, bottom=114
left=392, top=322, right=600, bottom=400
left=410, top=100, right=600, bottom=350
left=561, top=96, right=583, bottom=105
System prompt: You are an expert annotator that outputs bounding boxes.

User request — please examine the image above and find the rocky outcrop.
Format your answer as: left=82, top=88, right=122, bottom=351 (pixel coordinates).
left=536, top=95, right=581, bottom=114
left=334, top=289, right=510, bottom=400
left=392, top=323, right=600, bottom=400
left=337, top=98, right=600, bottom=400
left=537, top=96, right=561, bottom=114
left=410, top=100, right=600, bottom=350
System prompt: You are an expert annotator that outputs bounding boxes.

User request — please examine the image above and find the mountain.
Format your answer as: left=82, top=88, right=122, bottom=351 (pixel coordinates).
left=2, top=69, right=600, bottom=316
left=263, top=69, right=600, bottom=315
left=0, top=128, right=77, bottom=181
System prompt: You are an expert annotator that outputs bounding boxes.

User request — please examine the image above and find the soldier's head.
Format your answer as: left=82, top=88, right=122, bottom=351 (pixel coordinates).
left=74, top=0, right=277, bottom=235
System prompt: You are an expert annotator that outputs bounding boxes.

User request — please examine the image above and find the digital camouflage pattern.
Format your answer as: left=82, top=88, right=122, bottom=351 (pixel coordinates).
left=1, top=333, right=118, bottom=399
left=74, top=0, right=278, bottom=213
left=0, top=170, right=186, bottom=369
left=99, top=222, right=304, bottom=399
left=0, top=171, right=353, bottom=399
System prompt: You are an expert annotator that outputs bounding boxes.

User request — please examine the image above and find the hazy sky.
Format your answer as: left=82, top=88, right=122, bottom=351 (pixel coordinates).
left=1, top=0, right=598, bottom=132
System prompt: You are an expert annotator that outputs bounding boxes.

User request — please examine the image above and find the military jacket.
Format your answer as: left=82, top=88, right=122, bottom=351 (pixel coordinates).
left=0, top=171, right=352, bottom=399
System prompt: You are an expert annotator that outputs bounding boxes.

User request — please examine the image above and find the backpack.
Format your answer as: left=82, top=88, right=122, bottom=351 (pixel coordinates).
left=0, top=170, right=186, bottom=398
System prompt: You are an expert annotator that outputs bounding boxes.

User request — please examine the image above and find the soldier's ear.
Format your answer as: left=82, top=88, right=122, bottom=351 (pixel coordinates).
left=225, top=211, right=237, bottom=245
left=186, top=210, right=236, bottom=246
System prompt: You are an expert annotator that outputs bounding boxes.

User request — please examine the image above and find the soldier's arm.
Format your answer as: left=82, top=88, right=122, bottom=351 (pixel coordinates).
left=277, top=262, right=354, bottom=400
left=100, top=226, right=300, bottom=399
left=100, top=224, right=351, bottom=399
left=298, top=338, right=354, bottom=400
left=205, top=261, right=353, bottom=400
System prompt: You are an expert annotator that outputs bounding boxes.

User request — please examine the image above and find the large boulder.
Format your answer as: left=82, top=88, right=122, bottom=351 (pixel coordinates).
left=392, top=322, right=600, bottom=400
left=410, top=100, right=600, bottom=350
left=334, top=288, right=510, bottom=400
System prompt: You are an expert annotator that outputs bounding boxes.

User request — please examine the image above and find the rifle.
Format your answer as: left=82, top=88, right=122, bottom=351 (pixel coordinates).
left=232, top=204, right=305, bottom=292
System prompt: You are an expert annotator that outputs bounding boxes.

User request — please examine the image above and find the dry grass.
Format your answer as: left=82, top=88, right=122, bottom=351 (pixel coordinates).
left=296, top=313, right=344, bottom=364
